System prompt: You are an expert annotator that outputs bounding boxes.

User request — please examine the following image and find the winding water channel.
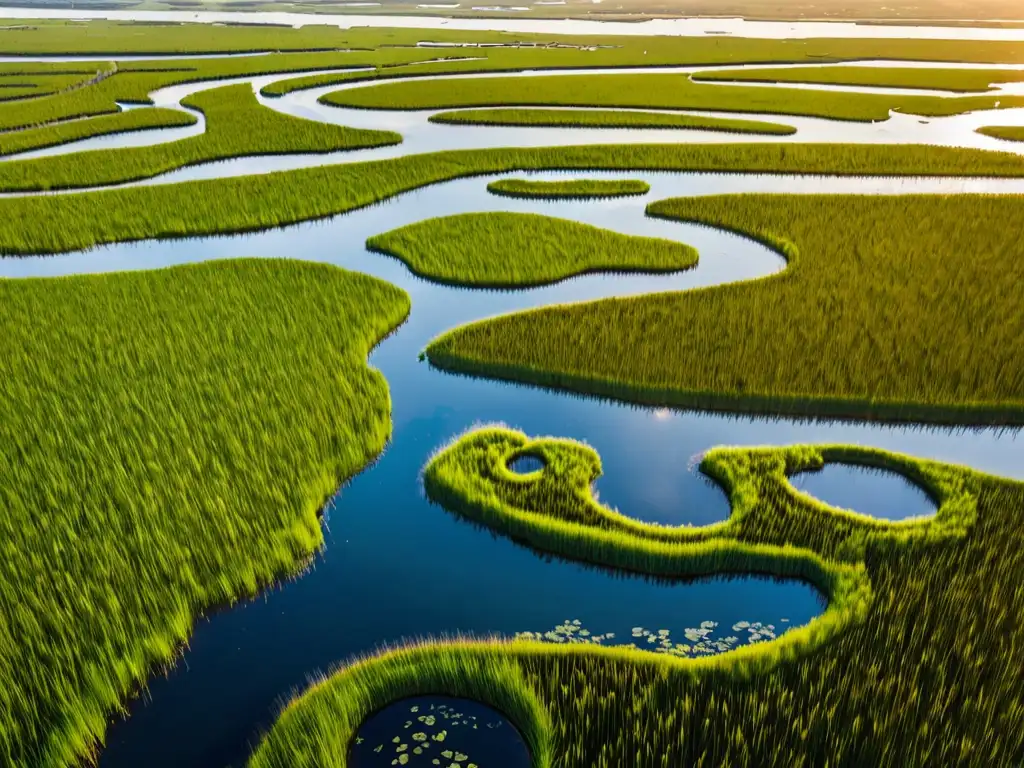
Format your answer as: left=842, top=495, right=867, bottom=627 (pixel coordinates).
left=2, top=57, right=1022, bottom=767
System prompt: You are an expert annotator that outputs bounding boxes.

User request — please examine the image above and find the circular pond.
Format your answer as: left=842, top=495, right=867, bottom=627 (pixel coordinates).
left=350, top=696, right=531, bottom=768
left=789, top=463, right=936, bottom=521
left=507, top=454, right=545, bottom=474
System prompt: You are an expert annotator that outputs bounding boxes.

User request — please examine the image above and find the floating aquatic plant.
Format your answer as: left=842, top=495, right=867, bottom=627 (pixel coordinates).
left=516, top=619, right=779, bottom=657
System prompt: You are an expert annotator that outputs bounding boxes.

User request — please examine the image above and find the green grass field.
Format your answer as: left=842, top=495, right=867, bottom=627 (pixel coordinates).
left=691, top=65, right=1024, bottom=92
left=487, top=177, right=651, bottom=198
left=323, top=72, right=1024, bottom=121
left=365, top=212, right=696, bottom=287
left=4, top=143, right=1024, bottom=256
left=978, top=125, right=1024, bottom=142
left=430, top=107, right=798, bottom=134
left=0, top=83, right=398, bottom=192
left=0, top=108, right=197, bottom=157
left=248, top=427, right=1023, bottom=767
left=0, top=258, right=409, bottom=768
left=426, top=194, right=1024, bottom=424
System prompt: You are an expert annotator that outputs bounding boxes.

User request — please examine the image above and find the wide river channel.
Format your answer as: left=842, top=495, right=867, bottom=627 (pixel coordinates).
left=0, top=57, right=1022, bottom=767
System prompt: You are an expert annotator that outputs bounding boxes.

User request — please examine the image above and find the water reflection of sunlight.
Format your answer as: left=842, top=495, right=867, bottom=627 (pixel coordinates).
left=652, top=408, right=673, bottom=421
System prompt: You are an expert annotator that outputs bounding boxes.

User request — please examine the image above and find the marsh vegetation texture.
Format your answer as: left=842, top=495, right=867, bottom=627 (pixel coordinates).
left=3, top=16, right=1024, bottom=768
left=0, top=260, right=408, bottom=767
left=428, top=195, right=1024, bottom=423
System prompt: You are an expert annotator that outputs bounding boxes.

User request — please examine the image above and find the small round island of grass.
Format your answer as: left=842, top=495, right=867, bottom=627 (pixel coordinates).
left=486, top=177, right=650, bottom=200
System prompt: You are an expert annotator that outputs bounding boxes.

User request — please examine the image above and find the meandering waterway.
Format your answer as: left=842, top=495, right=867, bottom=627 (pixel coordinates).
left=0, top=57, right=1020, bottom=768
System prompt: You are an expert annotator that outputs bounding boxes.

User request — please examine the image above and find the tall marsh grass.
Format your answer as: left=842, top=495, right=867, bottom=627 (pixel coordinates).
left=978, top=125, right=1024, bottom=142
left=4, top=143, right=1024, bottom=257
left=431, top=107, right=798, bottom=134
left=365, top=211, right=696, bottom=288
left=0, top=259, right=410, bottom=768
left=249, top=428, right=1015, bottom=767
left=324, top=71, right=1024, bottom=121
left=692, top=65, right=1024, bottom=92
left=487, top=177, right=651, bottom=198
left=427, top=193, right=1024, bottom=425
left=0, top=83, right=399, bottom=192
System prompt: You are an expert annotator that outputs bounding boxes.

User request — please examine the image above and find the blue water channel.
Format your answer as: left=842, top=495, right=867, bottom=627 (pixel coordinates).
left=3, top=169, right=1020, bottom=767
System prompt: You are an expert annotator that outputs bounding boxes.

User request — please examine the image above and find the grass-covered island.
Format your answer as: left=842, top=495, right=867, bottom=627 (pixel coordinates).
left=247, top=425, right=1023, bottom=767
left=430, top=108, right=797, bottom=134
left=0, top=259, right=409, bottom=768
left=366, top=211, right=697, bottom=288
left=426, top=193, right=1024, bottom=425
left=487, top=178, right=651, bottom=198
left=978, top=125, right=1024, bottom=142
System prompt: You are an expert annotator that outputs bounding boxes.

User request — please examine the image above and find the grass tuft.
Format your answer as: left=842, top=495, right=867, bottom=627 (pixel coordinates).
left=365, top=211, right=696, bottom=288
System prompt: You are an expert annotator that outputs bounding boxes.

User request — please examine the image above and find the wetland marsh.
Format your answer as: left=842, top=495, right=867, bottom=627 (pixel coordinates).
left=1, top=16, right=1022, bottom=768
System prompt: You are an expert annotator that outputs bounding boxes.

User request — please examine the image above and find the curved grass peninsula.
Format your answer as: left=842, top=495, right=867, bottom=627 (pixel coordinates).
left=0, top=259, right=409, bottom=767
left=365, top=211, right=697, bottom=288
left=247, top=425, right=1024, bottom=767
left=487, top=177, right=651, bottom=199
left=323, top=72, right=1024, bottom=122
left=0, top=84, right=399, bottom=193
left=426, top=193, right=1024, bottom=425
left=431, top=108, right=797, bottom=135
left=978, top=125, right=1024, bottom=142
left=5, top=143, right=1024, bottom=256
left=691, top=65, right=1024, bottom=93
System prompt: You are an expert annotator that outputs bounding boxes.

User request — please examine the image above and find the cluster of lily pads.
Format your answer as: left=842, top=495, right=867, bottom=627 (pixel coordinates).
left=355, top=702, right=504, bottom=768
left=515, top=618, right=785, bottom=657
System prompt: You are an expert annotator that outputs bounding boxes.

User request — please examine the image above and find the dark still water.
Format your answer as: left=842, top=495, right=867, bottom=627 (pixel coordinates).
left=3, top=170, right=1018, bottom=767
left=790, top=463, right=937, bottom=521
left=350, top=696, right=531, bottom=768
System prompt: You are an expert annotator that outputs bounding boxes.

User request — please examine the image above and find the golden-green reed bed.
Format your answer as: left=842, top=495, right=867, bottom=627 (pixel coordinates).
left=487, top=177, right=651, bottom=198
left=0, top=72, right=98, bottom=102
left=0, top=108, right=196, bottom=157
left=365, top=211, right=696, bottom=288
left=430, top=107, right=797, bottom=134
left=6, top=143, right=1024, bottom=257
left=0, top=259, right=409, bottom=768
left=978, top=125, right=1024, bottom=142
left=7, top=22, right=1024, bottom=155
left=427, top=193, right=1024, bottom=425
left=322, top=71, right=1024, bottom=122
left=0, top=84, right=398, bottom=193
left=691, top=65, right=1024, bottom=93
left=11, top=19, right=1024, bottom=63
left=249, top=427, right=1024, bottom=767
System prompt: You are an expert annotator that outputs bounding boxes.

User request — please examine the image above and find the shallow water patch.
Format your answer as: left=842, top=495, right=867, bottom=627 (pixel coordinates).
left=351, top=696, right=530, bottom=768
left=789, top=462, right=936, bottom=520
left=507, top=453, right=545, bottom=474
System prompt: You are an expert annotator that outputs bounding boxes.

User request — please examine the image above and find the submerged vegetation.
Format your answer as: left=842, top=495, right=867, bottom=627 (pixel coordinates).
left=251, top=427, right=1024, bottom=767
left=430, top=108, right=797, bottom=134
left=427, top=194, right=1024, bottom=424
left=0, top=84, right=399, bottom=192
left=487, top=177, right=651, bottom=198
left=0, top=259, right=409, bottom=768
left=366, top=211, right=696, bottom=288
